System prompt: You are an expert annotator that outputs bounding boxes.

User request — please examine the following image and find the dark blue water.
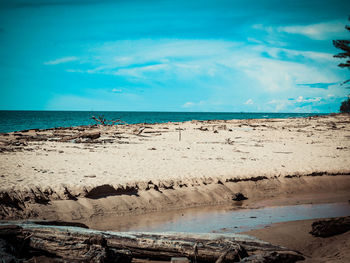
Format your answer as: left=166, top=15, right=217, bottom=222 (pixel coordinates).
left=0, top=111, right=322, bottom=133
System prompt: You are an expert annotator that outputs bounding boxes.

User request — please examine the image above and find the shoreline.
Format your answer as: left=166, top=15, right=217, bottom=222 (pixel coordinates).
left=1, top=114, right=350, bottom=227
left=0, top=111, right=328, bottom=134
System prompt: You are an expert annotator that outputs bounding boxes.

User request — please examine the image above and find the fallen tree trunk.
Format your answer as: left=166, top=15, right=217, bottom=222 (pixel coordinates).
left=0, top=222, right=304, bottom=262
left=310, top=216, right=350, bottom=237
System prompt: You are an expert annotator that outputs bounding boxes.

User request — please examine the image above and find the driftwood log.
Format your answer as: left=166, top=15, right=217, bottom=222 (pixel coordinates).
left=59, top=131, right=101, bottom=142
left=0, top=222, right=304, bottom=262
left=310, top=216, right=350, bottom=237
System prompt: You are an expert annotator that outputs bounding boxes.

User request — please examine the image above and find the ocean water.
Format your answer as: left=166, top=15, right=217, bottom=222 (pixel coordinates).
left=0, top=110, right=322, bottom=133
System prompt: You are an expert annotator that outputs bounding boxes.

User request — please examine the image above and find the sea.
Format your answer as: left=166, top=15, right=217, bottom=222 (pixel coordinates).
left=0, top=111, right=323, bottom=133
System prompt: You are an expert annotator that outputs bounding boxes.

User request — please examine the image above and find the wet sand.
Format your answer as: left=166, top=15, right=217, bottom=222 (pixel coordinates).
left=244, top=218, right=350, bottom=262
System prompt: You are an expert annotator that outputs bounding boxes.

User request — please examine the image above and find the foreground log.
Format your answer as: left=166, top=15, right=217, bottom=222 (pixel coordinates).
left=310, top=216, right=350, bottom=237
left=0, top=222, right=304, bottom=262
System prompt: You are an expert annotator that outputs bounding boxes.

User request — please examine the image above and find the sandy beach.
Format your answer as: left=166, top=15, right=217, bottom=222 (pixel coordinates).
left=1, top=114, right=350, bottom=222
left=2, top=0, right=350, bottom=261
left=0, top=114, right=350, bottom=262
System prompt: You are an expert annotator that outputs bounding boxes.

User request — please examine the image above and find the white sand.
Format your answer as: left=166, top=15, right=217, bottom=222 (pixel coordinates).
left=1, top=114, right=349, bottom=190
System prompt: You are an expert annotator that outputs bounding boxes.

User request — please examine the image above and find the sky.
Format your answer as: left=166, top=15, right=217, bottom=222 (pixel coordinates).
left=0, top=0, right=350, bottom=112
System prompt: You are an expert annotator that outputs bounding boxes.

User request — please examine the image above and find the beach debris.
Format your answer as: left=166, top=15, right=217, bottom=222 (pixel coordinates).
left=225, top=138, right=234, bottom=145
left=336, top=146, right=348, bottom=150
left=0, top=223, right=304, bottom=262
left=81, top=131, right=101, bottom=140
left=171, top=257, right=190, bottom=263
left=198, top=126, right=209, bottom=131
left=136, top=126, right=146, bottom=135
left=232, top=193, right=248, bottom=201
left=310, top=216, right=350, bottom=237
left=91, top=115, right=125, bottom=126
left=59, top=131, right=101, bottom=142
left=176, top=127, right=183, bottom=141
left=239, top=251, right=304, bottom=263
left=215, top=244, right=247, bottom=263
left=216, top=124, right=227, bottom=130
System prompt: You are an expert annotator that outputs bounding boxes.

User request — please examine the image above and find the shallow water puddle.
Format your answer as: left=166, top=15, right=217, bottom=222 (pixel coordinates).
left=122, top=202, right=350, bottom=233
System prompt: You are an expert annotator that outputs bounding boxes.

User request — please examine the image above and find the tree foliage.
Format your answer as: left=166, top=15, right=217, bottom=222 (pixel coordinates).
left=333, top=16, right=350, bottom=112
left=340, top=97, right=350, bottom=113
left=333, top=17, right=350, bottom=69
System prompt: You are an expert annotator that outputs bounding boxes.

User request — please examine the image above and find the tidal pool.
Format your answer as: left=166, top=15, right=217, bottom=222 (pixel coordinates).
left=122, top=202, right=350, bottom=233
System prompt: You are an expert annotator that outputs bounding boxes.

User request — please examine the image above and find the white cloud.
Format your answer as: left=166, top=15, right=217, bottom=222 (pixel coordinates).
left=247, top=37, right=264, bottom=44
left=254, top=45, right=333, bottom=62
left=234, top=48, right=340, bottom=93
left=309, top=97, right=322, bottom=102
left=244, top=99, right=254, bottom=105
left=181, top=101, right=208, bottom=109
left=254, top=20, right=348, bottom=41
left=111, top=88, right=122, bottom=93
left=296, top=96, right=304, bottom=102
left=277, top=21, right=346, bottom=40
left=66, top=69, right=84, bottom=73
left=266, top=99, right=292, bottom=112
left=48, top=38, right=347, bottom=112
left=114, top=64, right=169, bottom=78
left=182, top=102, right=194, bottom=108
left=296, top=96, right=322, bottom=102
left=44, top=56, right=78, bottom=65
left=64, top=39, right=341, bottom=90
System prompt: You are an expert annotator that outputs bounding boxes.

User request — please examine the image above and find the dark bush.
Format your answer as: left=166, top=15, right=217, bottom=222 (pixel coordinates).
left=340, top=97, right=350, bottom=113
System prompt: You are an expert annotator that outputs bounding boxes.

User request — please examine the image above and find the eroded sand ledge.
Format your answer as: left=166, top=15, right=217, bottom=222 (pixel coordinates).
left=1, top=114, right=350, bottom=226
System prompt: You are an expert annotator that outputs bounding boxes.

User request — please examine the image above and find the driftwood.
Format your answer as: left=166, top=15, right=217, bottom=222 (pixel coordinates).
left=310, top=216, right=350, bottom=237
left=91, top=116, right=126, bottom=126
left=0, top=222, right=304, bottom=262
left=59, top=131, right=101, bottom=142
left=240, top=251, right=304, bottom=263
left=232, top=193, right=248, bottom=201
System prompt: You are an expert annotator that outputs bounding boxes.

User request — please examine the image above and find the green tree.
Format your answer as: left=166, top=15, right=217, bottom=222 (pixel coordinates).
left=340, top=97, right=350, bottom=113
left=333, top=16, right=350, bottom=70
left=333, top=16, right=350, bottom=112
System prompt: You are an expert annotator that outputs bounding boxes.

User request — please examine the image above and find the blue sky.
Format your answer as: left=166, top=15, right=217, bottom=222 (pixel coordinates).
left=0, top=0, right=349, bottom=112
